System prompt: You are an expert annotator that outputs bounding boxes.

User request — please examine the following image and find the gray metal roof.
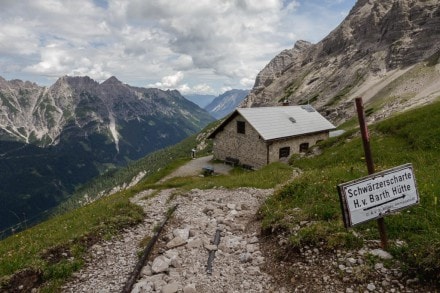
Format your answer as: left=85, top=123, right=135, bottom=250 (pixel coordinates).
left=237, top=105, right=335, bottom=141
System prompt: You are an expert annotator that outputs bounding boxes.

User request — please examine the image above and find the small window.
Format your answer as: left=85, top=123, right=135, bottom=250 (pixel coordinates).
left=299, top=143, right=309, bottom=153
left=279, top=147, right=290, bottom=158
left=237, top=121, right=245, bottom=134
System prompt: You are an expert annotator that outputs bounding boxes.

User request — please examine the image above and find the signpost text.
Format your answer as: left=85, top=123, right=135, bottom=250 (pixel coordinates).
left=338, top=164, right=419, bottom=227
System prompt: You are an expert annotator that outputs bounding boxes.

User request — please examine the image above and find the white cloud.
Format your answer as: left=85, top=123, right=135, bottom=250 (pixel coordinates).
left=192, top=84, right=214, bottom=94
left=177, top=84, right=191, bottom=94
left=24, top=43, right=112, bottom=80
left=284, top=0, right=300, bottom=12
left=0, top=22, right=38, bottom=55
left=150, top=71, right=184, bottom=88
left=171, top=55, right=194, bottom=71
left=240, top=77, right=255, bottom=88
left=25, top=44, right=73, bottom=74
left=0, top=0, right=356, bottom=94
left=220, top=86, right=233, bottom=93
left=150, top=72, right=215, bottom=95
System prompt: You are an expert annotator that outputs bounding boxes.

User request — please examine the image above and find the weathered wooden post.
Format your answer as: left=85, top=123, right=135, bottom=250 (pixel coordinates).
left=355, top=97, right=388, bottom=249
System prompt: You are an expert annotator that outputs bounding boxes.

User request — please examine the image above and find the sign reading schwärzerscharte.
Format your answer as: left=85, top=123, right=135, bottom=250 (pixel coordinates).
left=337, top=163, right=419, bottom=228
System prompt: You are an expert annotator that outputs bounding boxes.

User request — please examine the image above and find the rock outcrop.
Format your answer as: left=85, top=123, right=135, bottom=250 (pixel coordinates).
left=242, top=0, right=440, bottom=124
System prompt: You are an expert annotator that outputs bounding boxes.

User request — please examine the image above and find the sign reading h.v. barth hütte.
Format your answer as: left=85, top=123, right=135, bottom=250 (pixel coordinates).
left=338, top=163, right=419, bottom=227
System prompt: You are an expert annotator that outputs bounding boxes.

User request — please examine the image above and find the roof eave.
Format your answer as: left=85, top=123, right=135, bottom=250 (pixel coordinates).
left=264, top=127, right=335, bottom=143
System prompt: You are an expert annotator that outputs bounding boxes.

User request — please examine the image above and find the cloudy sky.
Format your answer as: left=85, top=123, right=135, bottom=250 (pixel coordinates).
left=0, top=0, right=356, bottom=95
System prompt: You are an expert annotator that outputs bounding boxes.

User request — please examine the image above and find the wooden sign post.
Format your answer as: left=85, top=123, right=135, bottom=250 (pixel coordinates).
left=355, top=97, right=388, bottom=249
left=338, top=98, right=420, bottom=250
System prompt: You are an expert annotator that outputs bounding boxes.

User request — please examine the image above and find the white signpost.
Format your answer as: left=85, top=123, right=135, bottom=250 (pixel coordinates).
left=338, top=163, right=419, bottom=228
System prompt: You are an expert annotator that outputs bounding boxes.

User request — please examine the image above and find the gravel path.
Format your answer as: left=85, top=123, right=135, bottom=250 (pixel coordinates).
left=131, top=187, right=277, bottom=293
left=62, top=187, right=278, bottom=293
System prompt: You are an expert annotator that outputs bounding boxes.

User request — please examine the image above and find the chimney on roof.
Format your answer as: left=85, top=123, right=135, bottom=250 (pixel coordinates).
left=282, top=99, right=289, bottom=106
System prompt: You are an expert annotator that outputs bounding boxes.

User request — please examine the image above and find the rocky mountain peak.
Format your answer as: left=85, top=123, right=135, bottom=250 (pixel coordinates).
left=293, top=40, right=312, bottom=52
left=245, top=39, right=312, bottom=107
left=242, top=0, right=440, bottom=124
left=55, top=75, right=96, bottom=85
left=67, top=75, right=99, bottom=89
left=101, top=76, right=123, bottom=86
left=52, top=75, right=99, bottom=94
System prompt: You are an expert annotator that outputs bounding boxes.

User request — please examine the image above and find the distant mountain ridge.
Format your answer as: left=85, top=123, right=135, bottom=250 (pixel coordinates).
left=242, top=0, right=440, bottom=124
left=204, top=89, right=249, bottom=119
left=0, top=75, right=214, bottom=234
left=184, top=94, right=216, bottom=108
left=0, top=75, right=212, bottom=148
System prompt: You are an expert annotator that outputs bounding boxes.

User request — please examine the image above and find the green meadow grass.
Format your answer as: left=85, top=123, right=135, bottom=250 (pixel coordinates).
left=260, top=100, right=440, bottom=283
left=0, top=190, right=144, bottom=290
left=147, top=162, right=293, bottom=191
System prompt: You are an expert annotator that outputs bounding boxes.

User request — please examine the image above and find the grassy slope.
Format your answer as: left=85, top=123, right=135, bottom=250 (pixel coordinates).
left=0, top=189, right=145, bottom=291
left=0, top=131, right=292, bottom=290
left=260, top=99, right=440, bottom=283
left=1, top=100, right=440, bottom=289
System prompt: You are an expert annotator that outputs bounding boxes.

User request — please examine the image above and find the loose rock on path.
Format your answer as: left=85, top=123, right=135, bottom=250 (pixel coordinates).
left=132, top=187, right=277, bottom=293
left=62, top=187, right=278, bottom=292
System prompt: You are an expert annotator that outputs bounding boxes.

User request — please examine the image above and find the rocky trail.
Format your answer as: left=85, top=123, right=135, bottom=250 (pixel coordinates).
left=62, top=187, right=278, bottom=292
left=61, top=157, right=436, bottom=292
left=61, top=185, right=435, bottom=293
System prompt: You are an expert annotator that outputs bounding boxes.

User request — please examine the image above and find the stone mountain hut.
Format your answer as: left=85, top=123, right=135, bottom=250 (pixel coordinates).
left=207, top=105, right=335, bottom=169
